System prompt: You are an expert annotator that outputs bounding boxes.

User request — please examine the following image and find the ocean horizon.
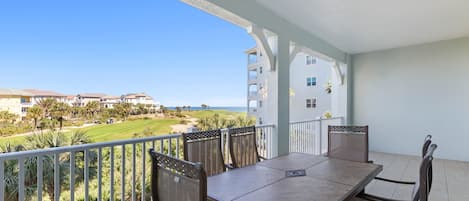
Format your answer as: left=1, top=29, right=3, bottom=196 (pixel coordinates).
left=167, top=106, right=247, bottom=112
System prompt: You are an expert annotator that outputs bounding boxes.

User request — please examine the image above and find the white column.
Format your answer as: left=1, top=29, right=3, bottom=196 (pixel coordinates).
left=274, top=36, right=290, bottom=156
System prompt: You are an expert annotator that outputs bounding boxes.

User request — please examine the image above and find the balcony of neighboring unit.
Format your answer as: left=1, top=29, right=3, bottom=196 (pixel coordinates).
left=247, top=100, right=258, bottom=115
left=248, top=69, right=258, bottom=84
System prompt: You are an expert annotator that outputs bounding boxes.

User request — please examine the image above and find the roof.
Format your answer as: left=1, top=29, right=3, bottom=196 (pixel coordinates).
left=101, top=95, right=121, bottom=99
left=23, top=89, right=66, bottom=97
left=78, top=93, right=107, bottom=98
left=244, top=47, right=258, bottom=54
left=123, top=93, right=154, bottom=100
left=0, top=88, right=34, bottom=96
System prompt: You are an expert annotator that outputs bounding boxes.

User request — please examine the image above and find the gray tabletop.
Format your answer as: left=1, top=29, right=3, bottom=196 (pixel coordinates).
left=207, top=152, right=382, bottom=201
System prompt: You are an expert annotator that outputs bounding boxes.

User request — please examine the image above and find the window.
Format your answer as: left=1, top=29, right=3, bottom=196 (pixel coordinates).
left=306, top=98, right=317, bottom=108
left=306, top=77, right=317, bottom=86
left=258, top=100, right=263, bottom=108
left=306, top=55, right=317, bottom=65
left=21, top=107, right=28, bottom=112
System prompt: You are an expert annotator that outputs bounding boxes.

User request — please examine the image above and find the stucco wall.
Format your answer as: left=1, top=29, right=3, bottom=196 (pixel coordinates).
left=352, top=37, right=469, bottom=161
left=0, top=96, right=22, bottom=118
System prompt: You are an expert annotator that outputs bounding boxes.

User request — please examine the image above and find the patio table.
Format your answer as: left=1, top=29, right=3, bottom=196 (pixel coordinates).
left=207, top=152, right=382, bottom=201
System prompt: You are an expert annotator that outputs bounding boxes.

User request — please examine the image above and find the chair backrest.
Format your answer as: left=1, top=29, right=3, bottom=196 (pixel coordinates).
left=149, top=149, right=207, bottom=201
left=228, top=126, right=260, bottom=168
left=422, top=135, right=432, bottom=158
left=411, top=144, right=437, bottom=201
left=328, top=125, right=369, bottom=163
left=183, top=129, right=226, bottom=176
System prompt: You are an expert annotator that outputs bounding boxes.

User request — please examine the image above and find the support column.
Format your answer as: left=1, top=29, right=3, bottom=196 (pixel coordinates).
left=275, top=36, right=290, bottom=156
left=346, top=54, right=354, bottom=124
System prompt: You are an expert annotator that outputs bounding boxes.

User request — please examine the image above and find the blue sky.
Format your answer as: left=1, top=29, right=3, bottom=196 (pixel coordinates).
left=0, top=1, right=254, bottom=107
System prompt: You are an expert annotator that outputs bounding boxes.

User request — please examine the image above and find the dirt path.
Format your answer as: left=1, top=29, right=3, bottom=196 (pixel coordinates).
left=170, top=118, right=198, bottom=133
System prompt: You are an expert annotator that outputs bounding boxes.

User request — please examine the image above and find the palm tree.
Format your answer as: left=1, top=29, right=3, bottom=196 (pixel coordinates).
left=38, top=98, right=57, bottom=118
left=0, top=111, right=18, bottom=125
left=113, top=102, right=132, bottom=120
left=50, top=102, right=71, bottom=130
left=85, top=101, right=100, bottom=120
left=26, top=106, right=43, bottom=129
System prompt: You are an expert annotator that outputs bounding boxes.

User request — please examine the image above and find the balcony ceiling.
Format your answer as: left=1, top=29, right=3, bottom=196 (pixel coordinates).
left=255, top=0, right=469, bottom=54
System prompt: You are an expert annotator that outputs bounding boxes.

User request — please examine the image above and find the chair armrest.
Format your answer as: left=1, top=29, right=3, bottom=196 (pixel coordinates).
left=357, top=192, right=408, bottom=201
left=374, top=176, right=416, bottom=185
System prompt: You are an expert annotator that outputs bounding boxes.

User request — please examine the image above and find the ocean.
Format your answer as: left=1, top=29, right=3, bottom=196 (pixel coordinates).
left=167, top=106, right=247, bottom=112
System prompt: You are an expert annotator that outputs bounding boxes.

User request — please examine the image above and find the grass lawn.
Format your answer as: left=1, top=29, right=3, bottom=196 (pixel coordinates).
left=1, top=110, right=244, bottom=146
left=2, top=118, right=179, bottom=146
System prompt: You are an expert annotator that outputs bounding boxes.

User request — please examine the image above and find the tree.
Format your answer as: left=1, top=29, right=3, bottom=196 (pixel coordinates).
left=50, top=102, right=71, bottom=130
left=0, top=111, right=18, bottom=125
left=85, top=101, right=100, bottom=120
left=38, top=98, right=58, bottom=118
left=26, top=106, right=43, bottom=129
left=113, top=103, right=132, bottom=120
left=136, top=103, right=147, bottom=115
left=201, top=104, right=209, bottom=110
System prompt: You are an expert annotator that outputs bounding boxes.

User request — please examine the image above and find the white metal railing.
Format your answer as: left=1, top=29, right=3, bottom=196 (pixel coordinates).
left=0, top=124, right=275, bottom=201
left=289, top=117, right=345, bottom=155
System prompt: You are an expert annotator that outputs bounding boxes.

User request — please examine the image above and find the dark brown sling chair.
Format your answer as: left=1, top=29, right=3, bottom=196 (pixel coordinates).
left=354, top=144, right=437, bottom=201
left=182, top=129, right=227, bottom=176
left=228, top=126, right=265, bottom=168
left=328, top=126, right=433, bottom=184
left=149, top=149, right=217, bottom=201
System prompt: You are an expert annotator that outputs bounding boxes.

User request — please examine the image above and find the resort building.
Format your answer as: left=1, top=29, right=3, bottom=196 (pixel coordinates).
left=247, top=47, right=334, bottom=123
left=122, top=93, right=158, bottom=106
left=23, top=89, right=68, bottom=105
left=100, top=95, right=121, bottom=109
left=76, top=93, right=107, bottom=107
left=0, top=88, right=33, bottom=120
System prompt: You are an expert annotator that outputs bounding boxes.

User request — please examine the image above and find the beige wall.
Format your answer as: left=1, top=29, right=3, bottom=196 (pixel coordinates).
left=0, top=96, right=22, bottom=118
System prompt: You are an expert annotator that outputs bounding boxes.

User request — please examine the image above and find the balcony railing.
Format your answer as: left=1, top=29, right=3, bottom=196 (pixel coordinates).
left=0, top=118, right=343, bottom=201
left=289, top=117, right=345, bottom=155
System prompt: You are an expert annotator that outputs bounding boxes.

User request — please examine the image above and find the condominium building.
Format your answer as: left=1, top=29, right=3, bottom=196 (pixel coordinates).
left=0, top=88, right=34, bottom=120
left=246, top=47, right=334, bottom=124
left=122, top=93, right=158, bottom=106
left=76, top=93, right=107, bottom=107
left=23, top=89, right=68, bottom=105
left=100, top=95, right=121, bottom=109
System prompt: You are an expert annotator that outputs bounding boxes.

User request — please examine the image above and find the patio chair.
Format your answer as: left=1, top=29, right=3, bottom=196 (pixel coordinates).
left=149, top=148, right=217, bottom=201
left=354, top=144, right=437, bottom=201
left=374, top=135, right=432, bottom=184
left=328, top=125, right=369, bottom=163
left=228, top=126, right=265, bottom=168
left=183, top=129, right=226, bottom=176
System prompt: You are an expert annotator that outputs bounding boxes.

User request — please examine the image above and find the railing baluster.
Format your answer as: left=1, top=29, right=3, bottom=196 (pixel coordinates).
left=18, top=157, right=25, bottom=201
left=168, top=138, right=172, bottom=156
left=70, top=152, right=75, bottom=201
left=132, top=144, right=136, bottom=201
left=110, top=146, right=115, bottom=201
left=54, top=153, right=60, bottom=201
left=0, top=159, right=4, bottom=201
left=37, top=156, right=43, bottom=201
left=160, top=140, right=163, bottom=154
left=121, top=145, right=125, bottom=201
left=176, top=137, right=180, bottom=159
left=141, top=143, right=146, bottom=201
left=98, top=148, right=102, bottom=201
left=84, top=149, right=89, bottom=201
